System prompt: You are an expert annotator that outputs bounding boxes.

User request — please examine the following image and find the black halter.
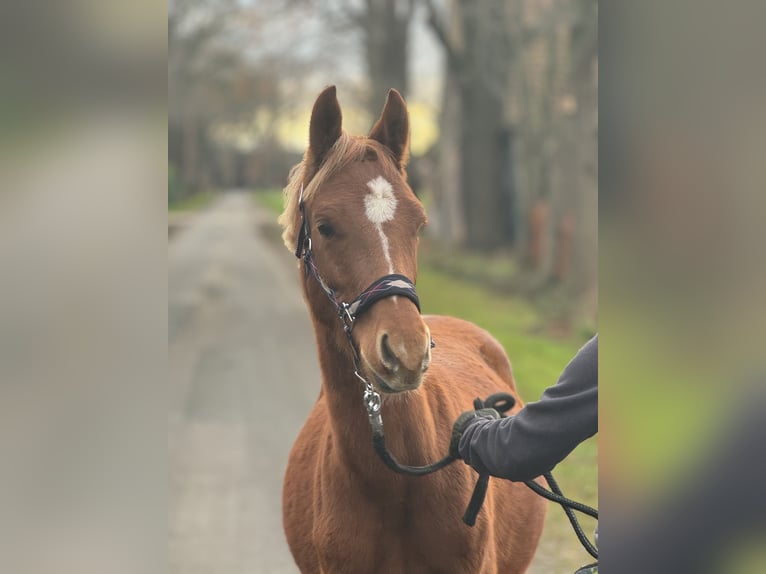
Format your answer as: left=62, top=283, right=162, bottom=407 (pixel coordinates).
left=293, top=184, right=427, bottom=446
left=294, top=187, right=421, bottom=330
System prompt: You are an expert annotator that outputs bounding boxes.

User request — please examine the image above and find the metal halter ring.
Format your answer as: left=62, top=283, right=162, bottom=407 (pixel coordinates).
left=363, top=388, right=381, bottom=414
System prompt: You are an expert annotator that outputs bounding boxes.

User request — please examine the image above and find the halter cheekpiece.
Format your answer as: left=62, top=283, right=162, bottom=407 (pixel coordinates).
left=293, top=184, right=426, bottom=432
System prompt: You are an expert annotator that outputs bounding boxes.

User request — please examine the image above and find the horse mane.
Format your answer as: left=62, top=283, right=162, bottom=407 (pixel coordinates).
left=279, top=132, right=372, bottom=252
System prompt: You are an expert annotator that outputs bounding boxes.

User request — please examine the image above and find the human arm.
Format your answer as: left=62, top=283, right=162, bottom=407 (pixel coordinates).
left=456, top=334, right=598, bottom=481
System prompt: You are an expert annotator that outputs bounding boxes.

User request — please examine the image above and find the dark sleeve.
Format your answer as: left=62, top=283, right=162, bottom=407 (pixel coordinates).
left=458, top=334, right=598, bottom=481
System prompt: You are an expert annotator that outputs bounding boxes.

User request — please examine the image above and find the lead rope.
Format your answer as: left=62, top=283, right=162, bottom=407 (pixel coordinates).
left=369, top=388, right=599, bottom=559
left=362, top=354, right=599, bottom=559
left=469, top=397, right=599, bottom=559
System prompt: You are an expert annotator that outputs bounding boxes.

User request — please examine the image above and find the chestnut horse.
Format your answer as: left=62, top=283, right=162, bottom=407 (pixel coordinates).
left=280, top=86, right=546, bottom=573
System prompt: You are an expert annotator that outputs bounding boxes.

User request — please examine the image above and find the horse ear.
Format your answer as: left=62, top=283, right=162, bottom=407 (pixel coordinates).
left=369, top=89, right=410, bottom=170
left=309, top=85, right=343, bottom=167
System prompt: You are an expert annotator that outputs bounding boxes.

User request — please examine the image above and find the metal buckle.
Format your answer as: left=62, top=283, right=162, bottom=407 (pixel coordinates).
left=363, top=387, right=381, bottom=414
left=339, top=302, right=354, bottom=331
left=354, top=370, right=380, bottom=411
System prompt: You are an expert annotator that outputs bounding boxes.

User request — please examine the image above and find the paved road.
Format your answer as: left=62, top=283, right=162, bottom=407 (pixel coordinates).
left=169, top=191, right=318, bottom=574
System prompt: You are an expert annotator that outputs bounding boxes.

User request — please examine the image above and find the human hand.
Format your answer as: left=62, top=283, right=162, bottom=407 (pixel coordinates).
left=449, top=408, right=500, bottom=459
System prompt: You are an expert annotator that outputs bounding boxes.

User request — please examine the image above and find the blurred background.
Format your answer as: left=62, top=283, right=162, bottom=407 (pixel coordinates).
left=168, top=0, right=597, bottom=573
left=168, top=0, right=598, bottom=333
left=2, top=1, right=762, bottom=573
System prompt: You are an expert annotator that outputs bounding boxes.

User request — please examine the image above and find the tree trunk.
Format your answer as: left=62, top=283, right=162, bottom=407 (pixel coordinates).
left=566, top=0, right=598, bottom=324
left=524, top=0, right=598, bottom=321
left=528, top=198, right=549, bottom=269
left=431, top=69, right=466, bottom=243
left=426, top=0, right=513, bottom=249
left=364, top=0, right=412, bottom=116
left=459, top=78, right=508, bottom=248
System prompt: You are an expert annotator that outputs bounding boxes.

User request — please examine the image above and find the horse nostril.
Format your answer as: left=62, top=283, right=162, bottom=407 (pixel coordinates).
left=380, top=333, right=399, bottom=372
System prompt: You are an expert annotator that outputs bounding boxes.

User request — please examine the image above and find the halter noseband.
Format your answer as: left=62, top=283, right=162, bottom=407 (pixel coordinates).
left=294, top=186, right=421, bottom=331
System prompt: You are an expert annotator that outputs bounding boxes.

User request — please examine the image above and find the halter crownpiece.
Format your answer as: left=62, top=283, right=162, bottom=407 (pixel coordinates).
left=294, top=185, right=309, bottom=259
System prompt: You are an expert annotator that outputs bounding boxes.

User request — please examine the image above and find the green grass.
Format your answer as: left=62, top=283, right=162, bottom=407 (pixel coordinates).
left=253, top=188, right=284, bottom=214
left=168, top=190, right=215, bottom=213
left=419, top=242, right=520, bottom=287
left=418, top=265, right=584, bottom=397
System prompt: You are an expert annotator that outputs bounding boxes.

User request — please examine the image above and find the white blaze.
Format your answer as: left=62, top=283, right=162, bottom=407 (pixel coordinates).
left=364, top=176, right=397, bottom=273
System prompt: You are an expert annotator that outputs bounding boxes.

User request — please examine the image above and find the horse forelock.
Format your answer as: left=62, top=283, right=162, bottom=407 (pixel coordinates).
left=279, top=132, right=380, bottom=252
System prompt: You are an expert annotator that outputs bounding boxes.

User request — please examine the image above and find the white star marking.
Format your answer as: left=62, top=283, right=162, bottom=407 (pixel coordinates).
left=365, top=176, right=397, bottom=274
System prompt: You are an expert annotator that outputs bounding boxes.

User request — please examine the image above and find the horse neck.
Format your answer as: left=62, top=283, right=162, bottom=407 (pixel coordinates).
left=308, top=301, right=436, bottom=483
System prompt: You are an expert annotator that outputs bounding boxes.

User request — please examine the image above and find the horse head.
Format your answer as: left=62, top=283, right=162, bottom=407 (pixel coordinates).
left=280, top=86, right=431, bottom=393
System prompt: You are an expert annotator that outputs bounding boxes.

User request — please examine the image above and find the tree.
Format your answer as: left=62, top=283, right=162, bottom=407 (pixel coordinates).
left=312, top=0, right=414, bottom=119
left=168, top=0, right=236, bottom=193
left=424, top=0, right=597, bottom=324
left=362, top=0, right=415, bottom=114
left=507, top=0, right=597, bottom=323
left=559, top=0, right=598, bottom=322
left=425, top=0, right=515, bottom=249
left=168, top=0, right=292, bottom=193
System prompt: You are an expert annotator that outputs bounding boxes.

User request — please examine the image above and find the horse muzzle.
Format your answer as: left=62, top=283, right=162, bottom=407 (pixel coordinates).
left=363, top=328, right=431, bottom=393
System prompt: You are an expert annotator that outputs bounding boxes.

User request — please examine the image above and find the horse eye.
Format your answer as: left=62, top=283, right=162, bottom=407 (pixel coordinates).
left=317, top=223, right=335, bottom=238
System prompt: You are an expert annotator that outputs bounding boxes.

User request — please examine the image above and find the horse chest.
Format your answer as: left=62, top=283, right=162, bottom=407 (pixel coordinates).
left=312, top=467, right=493, bottom=573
